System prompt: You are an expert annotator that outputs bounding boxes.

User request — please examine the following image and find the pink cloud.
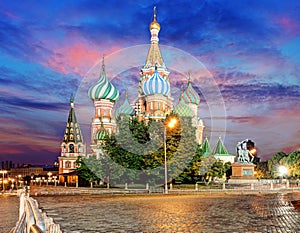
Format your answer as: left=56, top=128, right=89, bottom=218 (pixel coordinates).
left=275, top=17, right=300, bottom=35
left=45, top=43, right=122, bottom=76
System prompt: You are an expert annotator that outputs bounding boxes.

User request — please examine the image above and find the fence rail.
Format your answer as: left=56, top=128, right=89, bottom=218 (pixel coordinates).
left=10, top=190, right=62, bottom=233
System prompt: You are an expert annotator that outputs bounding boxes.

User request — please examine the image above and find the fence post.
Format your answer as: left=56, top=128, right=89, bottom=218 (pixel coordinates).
left=270, top=182, right=273, bottom=190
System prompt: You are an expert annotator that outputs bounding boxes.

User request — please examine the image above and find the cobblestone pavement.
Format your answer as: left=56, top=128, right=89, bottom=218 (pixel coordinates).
left=0, top=195, right=19, bottom=233
left=36, top=192, right=300, bottom=233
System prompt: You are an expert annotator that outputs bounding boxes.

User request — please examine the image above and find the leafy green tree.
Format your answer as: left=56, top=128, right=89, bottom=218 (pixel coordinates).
left=255, top=161, right=271, bottom=179
left=268, top=152, right=287, bottom=178
left=82, top=114, right=203, bottom=186
left=177, top=144, right=204, bottom=183
left=167, top=115, right=198, bottom=182
left=283, top=151, right=300, bottom=178
left=198, top=154, right=217, bottom=184
left=76, top=156, right=101, bottom=185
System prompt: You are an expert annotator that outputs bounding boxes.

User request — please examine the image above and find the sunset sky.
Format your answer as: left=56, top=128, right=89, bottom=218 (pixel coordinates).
left=0, top=0, right=299, bottom=164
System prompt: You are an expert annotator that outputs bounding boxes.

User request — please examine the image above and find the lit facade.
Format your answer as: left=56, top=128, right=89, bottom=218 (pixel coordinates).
left=58, top=97, right=86, bottom=184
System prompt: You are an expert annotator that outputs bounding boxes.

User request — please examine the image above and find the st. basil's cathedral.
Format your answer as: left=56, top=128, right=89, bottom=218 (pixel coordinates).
left=58, top=8, right=233, bottom=184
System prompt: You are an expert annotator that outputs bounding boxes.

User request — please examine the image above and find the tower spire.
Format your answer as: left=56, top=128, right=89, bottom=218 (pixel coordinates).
left=70, top=93, right=74, bottom=108
left=145, top=6, right=164, bottom=69
left=101, top=55, right=105, bottom=73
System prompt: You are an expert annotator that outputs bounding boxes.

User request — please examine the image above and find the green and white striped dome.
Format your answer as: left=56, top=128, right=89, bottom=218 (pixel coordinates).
left=88, top=59, right=119, bottom=102
left=94, top=124, right=109, bottom=141
left=116, top=92, right=135, bottom=117
left=173, top=99, right=193, bottom=117
left=182, top=80, right=200, bottom=105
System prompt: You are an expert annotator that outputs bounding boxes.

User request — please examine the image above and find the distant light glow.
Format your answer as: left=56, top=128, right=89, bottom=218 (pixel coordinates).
left=168, top=118, right=177, bottom=129
left=278, top=165, right=288, bottom=176
left=249, top=148, right=257, bottom=155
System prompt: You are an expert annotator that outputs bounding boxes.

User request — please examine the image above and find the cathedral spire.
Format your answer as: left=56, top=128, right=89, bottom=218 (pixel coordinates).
left=63, top=98, right=84, bottom=143
left=70, top=93, right=74, bottom=108
left=144, top=6, right=165, bottom=69
left=149, top=6, right=160, bottom=32
left=101, top=55, right=105, bottom=74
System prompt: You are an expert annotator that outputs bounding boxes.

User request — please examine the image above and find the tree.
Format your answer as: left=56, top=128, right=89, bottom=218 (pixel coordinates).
left=177, top=144, right=204, bottom=183
left=167, top=115, right=198, bottom=183
left=255, top=161, right=271, bottom=179
left=76, top=156, right=101, bottom=185
left=284, top=151, right=300, bottom=178
left=267, top=152, right=287, bottom=178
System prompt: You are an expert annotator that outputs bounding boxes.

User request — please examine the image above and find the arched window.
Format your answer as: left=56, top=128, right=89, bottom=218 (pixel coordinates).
left=69, top=144, right=74, bottom=153
left=65, top=161, right=71, bottom=168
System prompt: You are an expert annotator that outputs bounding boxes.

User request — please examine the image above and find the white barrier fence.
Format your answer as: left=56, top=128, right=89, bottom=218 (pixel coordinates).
left=10, top=190, right=62, bottom=233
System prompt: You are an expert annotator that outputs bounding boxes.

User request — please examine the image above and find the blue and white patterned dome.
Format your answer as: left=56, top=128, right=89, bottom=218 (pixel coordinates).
left=142, top=69, right=169, bottom=96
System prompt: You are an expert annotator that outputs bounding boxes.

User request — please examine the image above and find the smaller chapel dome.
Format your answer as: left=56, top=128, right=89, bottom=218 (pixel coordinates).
left=173, top=99, right=193, bottom=117
left=94, top=124, right=109, bottom=141
left=142, top=69, right=169, bottom=96
left=95, top=130, right=109, bottom=140
left=116, top=92, right=135, bottom=117
left=88, top=58, right=119, bottom=102
left=182, top=80, right=200, bottom=105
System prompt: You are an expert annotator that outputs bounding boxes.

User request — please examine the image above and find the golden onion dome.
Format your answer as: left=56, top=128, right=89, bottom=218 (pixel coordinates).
left=149, top=6, right=160, bottom=31
left=149, top=19, right=160, bottom=31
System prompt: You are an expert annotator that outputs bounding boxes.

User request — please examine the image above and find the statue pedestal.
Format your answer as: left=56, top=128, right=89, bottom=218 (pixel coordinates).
left=229, top=163, right=258, bottom=184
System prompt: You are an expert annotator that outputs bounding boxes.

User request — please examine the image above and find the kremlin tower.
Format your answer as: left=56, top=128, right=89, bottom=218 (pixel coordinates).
left=180, top=76, right=204, bottom=145
left=58, top=96, right=86, bottom=184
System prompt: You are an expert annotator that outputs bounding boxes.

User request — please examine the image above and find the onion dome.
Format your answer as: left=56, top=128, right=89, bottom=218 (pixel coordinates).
left=88, top=58, right=119, bottom=102
left=182, top=79, right=200, bottom=105
left=173, top=99, right=193, bottom=117
left=116, top=91, right=135, bottom=117
left=142, top=68, right=170, bottom=96
left=149, top=6, right=160, bottom=31
left=94, top=124, right=109, bottom=141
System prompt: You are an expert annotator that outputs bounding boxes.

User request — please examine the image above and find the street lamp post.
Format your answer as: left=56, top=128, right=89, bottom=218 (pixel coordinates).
left=47, top=172, right=52, bottom=186
left=164, top=118, right=177, bottom=194
left=164, top=126, right=168, bottom=194
left=0, top=170, right=8, bottom=192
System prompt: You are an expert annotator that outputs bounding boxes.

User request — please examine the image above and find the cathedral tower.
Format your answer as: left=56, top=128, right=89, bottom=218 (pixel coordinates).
left=135, top=7, right=173, bottom=121
left=88, top=57, right=119, bottom=154
left=181, top=77, right=204, bottom=145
